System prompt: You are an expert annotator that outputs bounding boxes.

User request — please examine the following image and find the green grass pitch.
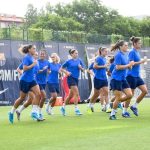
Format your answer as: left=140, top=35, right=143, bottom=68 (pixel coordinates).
left=0, top=99, right=150, bottom=150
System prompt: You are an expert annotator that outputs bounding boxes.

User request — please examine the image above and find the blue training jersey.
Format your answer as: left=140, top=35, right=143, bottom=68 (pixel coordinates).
left=20, top=54, right=36, bottom=82
left=18, top=63, right=23, bottom=70
left=88, top=62, right=96, bottom=74
left=47, top=62, right=61, bottom=84
left=18, top=62, right=38, bottom=82
left=127, top=48, right=141, bottom=77
left=62, top=58, right=84, bottom=79
left=112, top=51, right=129, bottom=81
left=34, top=63, right=39, bottom=82
left=94, top=56, right=107, bottom=80
left=36, top=59, right=49, bottom=84
left=109, top=63, right=115, bottom=74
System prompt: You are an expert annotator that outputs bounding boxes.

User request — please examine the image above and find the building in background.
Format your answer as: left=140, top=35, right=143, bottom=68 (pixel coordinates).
left=0, top=14, right=24, bottom=28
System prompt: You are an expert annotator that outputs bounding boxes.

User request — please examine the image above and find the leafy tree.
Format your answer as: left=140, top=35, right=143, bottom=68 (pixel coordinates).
left=23, top=0, right=150, bottom=38
left=140, top=17, right=150, bottom=36
left=25, top=4, right=38, bottom=28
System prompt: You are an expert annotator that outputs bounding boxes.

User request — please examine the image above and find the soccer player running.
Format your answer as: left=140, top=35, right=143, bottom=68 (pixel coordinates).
left=46, top=53, right=61, bottom=115
left=15, top=52, right=38, bottom=120
left=60, top=49, right=85, bottom=116
left=34, top=50, right=49, bottom=120
left=108, top=57, right=123, bottom=110
left=8, top=45, right=41, bottom=123
left=87, top=47, right=111, bottom=113
left=109, top=40, right=135, bottom=120
left=16, top=50, right=49, bottom=121
left=125, top=36, right=148, bottom=116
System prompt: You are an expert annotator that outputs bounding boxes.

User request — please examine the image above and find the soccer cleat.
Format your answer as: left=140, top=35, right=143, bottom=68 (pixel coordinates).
left=16, top=110, right=21, bottom=121
left=31, top=112, right=40, bottom=121
left=130, top=106, right=138, bottom=116
left=109, top=115, right=117, bottom=120
left=87, top=107, right=92, bottom=114
left=118, top=103, right=123, bottom=110
left=8, top=112, right=14, bottom=124
left=75, top=109, right=82, bottom=116
left=122, top=112, right=131, bottom=118
left=106, top=108, right=112, bottom=113
left=39, top=114, right=45, bottom=121
left=60, top=107, right=66, bottom=116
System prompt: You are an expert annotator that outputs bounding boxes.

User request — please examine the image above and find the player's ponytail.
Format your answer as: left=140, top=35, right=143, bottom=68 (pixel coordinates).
left=18, top=45, right=27, bottom=55
left=98, top=47, right=102, bottom=55
left=111, top=40, right=125, bottom=51
left=18, top=44, right=33, bottom=54
left=22, top=46, right=29, bottom=54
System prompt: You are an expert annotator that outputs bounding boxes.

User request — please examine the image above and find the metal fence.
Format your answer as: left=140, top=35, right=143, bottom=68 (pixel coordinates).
left=0, top=28, right=150, bottom=47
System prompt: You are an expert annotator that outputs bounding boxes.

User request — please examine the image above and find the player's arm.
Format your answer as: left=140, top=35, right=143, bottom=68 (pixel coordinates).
left=94, top=62, right=108, bottom=69
left=93, top=57, right=108, bottom=69
left=38, top=66, right=48, bottom=73
left=60, top=61, right=71, bottom=76
left=129, top=51, right=147, bottom=66
left=60, top=68, right=71, bottom=76
left=116, top=61, right=135, bottom=70
left=78, top=59, right=85, bottom=72
left=133, top=59, right=147, bottom=65
left=17, top=63, right=23, bottom=75
left=23, top=60, right=37, bottom=71
left=16, top=68, right=23, bottom=75
left=87, top=69, right=94, bottom=76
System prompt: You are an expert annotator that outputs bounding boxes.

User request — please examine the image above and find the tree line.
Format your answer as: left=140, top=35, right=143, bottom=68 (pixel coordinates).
left=24, top=0, right=150, bottom=37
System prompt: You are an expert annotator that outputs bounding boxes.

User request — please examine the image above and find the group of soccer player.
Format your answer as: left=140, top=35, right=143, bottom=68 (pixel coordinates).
left=8, top=36, right=148, bottom=123
left=87, top=36, right=147, bottom=120
left=8, top=46, right=85, bottom=123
